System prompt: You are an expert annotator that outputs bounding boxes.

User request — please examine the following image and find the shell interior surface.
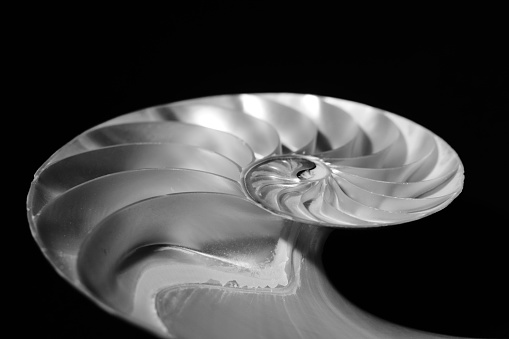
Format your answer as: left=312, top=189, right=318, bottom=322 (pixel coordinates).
left=27, top=93, right=464, bottom=339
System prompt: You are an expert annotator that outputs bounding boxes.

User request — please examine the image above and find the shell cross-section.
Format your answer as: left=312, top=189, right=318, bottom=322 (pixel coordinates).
left=27, top=93, right=464, bottom=339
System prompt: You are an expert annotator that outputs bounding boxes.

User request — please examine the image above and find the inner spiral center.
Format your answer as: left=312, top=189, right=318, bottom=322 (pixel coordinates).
left=295, top=161, right=330, bottom=181
left=242, top=155, right=334, bottom=223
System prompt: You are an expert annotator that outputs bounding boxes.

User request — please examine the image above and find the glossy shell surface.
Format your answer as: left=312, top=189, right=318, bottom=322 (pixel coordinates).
left=27, top=93, right=464, bottom=339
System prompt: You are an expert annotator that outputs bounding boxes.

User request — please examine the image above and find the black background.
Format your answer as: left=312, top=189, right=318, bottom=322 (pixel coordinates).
left=19, top=8, right=507, bottom=338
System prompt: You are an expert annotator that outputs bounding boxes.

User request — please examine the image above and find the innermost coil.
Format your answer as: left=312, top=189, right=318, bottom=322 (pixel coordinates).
left=241, top=155, right=336, bottom=224
left=295, top=160, right=331, bottom=181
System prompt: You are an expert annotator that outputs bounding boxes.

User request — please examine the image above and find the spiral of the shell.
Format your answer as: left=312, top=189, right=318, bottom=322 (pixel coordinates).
left=27, top=93, right=464, bottom=339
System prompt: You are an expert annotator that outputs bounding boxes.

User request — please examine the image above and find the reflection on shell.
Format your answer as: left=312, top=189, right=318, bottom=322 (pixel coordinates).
left=27, top=93, right=464, bottom=338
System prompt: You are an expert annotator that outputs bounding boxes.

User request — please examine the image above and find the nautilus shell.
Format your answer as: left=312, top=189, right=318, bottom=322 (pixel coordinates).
left=27, top=93, right=464, bottom=338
